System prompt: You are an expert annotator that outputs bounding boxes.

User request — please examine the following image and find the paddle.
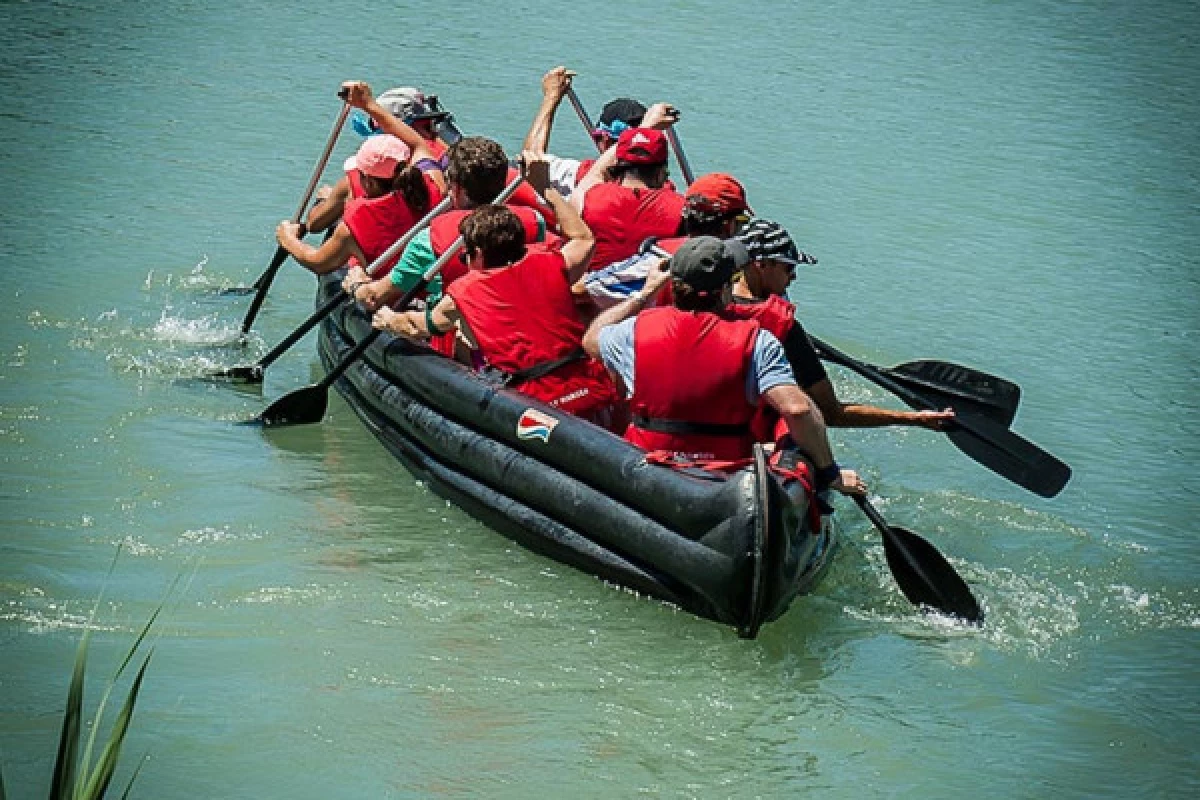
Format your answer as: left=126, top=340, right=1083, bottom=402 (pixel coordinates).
left=812, top=336, right=1071, bottom=498
left=665, top=127, right=695, bottom=186
left=811, top=342, right=1022, bottom=427
left=249, top=172, right=525, bottom=427
left=212, top=195, right=454, bottom=383
left=567, top=86, right=696, bottom=186
left=564, top=87, right=602, bottom=152
left=234, top=94, right=352, bottom=334
left=855, top=494, right=983, bottom=622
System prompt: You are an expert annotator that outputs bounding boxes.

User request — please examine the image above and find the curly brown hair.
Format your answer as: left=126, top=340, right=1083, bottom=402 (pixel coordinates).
left=459, top=205, right=526, bottom=267
left=445, top=136, right=509, bottom=206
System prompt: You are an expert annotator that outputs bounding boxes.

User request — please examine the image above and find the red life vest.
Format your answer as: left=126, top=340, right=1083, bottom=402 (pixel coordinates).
left=346, top=168, right=367, bottom=199
left=626, top=307, right=760, bottom=460
left=581, top=183, right=685, bottom=271
left=342, top=173, right=444, bottom=276
left=447, top=249, right=618, bottom=418
left=428, top=205, right=544, bottom=289
left=723, top=295, right=798, bottom=444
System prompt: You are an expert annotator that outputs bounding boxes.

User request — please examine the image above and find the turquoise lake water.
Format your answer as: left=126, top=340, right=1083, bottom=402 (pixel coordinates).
left=1, top=0, right=1197, bottom=796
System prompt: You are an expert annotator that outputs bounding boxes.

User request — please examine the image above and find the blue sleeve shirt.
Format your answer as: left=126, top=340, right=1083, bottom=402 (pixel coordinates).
left=597, top=319, right=797, bottom=402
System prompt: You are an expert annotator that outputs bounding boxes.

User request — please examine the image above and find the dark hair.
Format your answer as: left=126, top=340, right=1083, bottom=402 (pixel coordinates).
left=610, top=161, right=669, bottom=187
left=446, top=136, right=508, bottom=206
left=459, top=205, right=526, bottom=268
left=388, top=164, right=431, bottom=217
left=671, top=279, right=726, bottom=312
left=681, top=204, right=740, bottom=237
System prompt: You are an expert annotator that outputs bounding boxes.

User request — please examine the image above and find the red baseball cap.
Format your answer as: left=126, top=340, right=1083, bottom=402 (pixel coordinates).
left=686, top=173, right=751, bottom=215
left=615, top=127, right=668, bottom=166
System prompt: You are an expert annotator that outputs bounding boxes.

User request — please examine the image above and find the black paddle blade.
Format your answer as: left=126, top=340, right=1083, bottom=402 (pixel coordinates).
left=217, top=286, right=257, bottom=297
left=882, top=524, right=983, bottom=623
left=946, top=410, right=1072, bottom=498
left=206, top=364, right=264, bottom=384
left=889, top=360, right=1021, bottom=426
left=252, top=384, right=329, bottom=427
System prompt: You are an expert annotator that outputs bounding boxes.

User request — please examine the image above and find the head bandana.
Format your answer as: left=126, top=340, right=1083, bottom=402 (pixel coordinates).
left=351, top=110, right=379, bottom=138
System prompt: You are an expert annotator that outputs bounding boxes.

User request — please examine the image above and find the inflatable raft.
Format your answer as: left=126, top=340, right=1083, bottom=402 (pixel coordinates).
left=314, top=273, right=836, bottom=637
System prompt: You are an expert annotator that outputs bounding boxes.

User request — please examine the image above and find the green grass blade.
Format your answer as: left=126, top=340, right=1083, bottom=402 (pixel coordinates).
left=49, top=629, right=89, bottom=800
left=75, top=600, right=165, bottom=794
left=2, top=761, right=9, bottom=800
left=117, top=752, right=148, bottom=800
left=79, top=651, right=153, bottom=800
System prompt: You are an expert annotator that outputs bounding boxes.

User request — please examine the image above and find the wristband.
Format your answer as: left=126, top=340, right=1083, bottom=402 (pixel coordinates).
left=815, top=462, right=841, bottom=491
left=424, top=304, right=443, bottom=336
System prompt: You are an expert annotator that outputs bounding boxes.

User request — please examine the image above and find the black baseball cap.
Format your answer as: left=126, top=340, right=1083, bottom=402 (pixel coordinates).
left=598, top=97, right=646, bottom=130
left=669, top=236, right=750, bottom=293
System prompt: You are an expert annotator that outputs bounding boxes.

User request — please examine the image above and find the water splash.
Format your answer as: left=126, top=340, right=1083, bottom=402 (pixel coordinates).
left=151, top=308, right=243, bottom=347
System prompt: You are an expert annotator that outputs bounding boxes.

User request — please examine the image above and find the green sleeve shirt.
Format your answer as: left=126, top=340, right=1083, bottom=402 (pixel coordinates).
left=389, top=229, right=442, bottom=302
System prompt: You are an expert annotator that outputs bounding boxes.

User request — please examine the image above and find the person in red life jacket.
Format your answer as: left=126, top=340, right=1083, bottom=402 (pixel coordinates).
left=727, top=218, right=956, bottom=436
left=343, top=136, right=547, bottom=313
left=275, top=133, right=438, bottom=277
left=582, top=235, right=866, bottom=498
left=523, top=66, right=650, bottom=197
left=571, top=126, right=686, bottom=272
left=307, top=83, right=456, bottom=235
left=370, top=154, right=621, bottom=429
left=578, top=172, right=753, bottom=308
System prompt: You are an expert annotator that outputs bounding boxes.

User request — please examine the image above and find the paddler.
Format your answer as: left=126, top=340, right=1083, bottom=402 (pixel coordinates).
left=308, top=82, right=455, bottom=234
left=370, top=152, right=622, bottom=429
left=727, top=218, right=955, bottom=439
left=275, top=133, right=440, bottom=277
left=524, top=66, right=651, bottom=197
left=582, top=235, right=866, bottom=498
left=580, top=172, right=753, bottom=307
left=343, top=136, right=547, bottom=311
left=570, top=125, right=687, bottom=272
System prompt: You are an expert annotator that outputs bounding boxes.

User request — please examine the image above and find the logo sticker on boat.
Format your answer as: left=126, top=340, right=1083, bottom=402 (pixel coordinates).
left=516, top=409, right=559, bottom=443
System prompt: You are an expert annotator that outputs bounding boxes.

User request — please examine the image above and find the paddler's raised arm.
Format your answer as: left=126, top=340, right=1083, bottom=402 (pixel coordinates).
left=341, top=81, right=441, bottom=175
left=521, top=150, right=594, bottom=282
left=568, top=140, right=620, bottom=213
left=523, top=66, right=575, bottom=154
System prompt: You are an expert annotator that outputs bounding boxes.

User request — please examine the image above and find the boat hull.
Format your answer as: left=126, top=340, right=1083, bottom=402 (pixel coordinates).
left=314, top=273, right=836, bottom=636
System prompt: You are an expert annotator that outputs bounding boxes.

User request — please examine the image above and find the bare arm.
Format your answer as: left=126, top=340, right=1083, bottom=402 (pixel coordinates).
left=523, top=66, right=574, bottom=154
left=371, top=295, right=461, bottom=339
left=763, top=383, right=865, bottom=496
left=568, top=143, right=620, bottom=212
left=582, top=256, right=670, bottom=358
left=276, top=220, right=363, bottom=275
left=341, top=81, right=438, bottom=165
left=805, top=377, right=954, bottom=429
left=522, top=149, right=594, bottom=281
left=306, top=176, right=351, bottom=233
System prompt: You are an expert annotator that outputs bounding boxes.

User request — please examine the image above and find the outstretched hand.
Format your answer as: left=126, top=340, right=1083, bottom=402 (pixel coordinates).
left=276, top=220, right=303, bottom=245
left=340, top=80, right=373, bottom=110
left=642, top=256, right=672, bottom=297
left=914, top=408, right=956, bottom=431
left=372, top=307, right=422, bottom=338
left=831, top=468, right=868, bottom=497
left=541, top=66, right=575, bottom=100
left=642, top=102, right=680, bottom=130
left=520, top=150, right=551, bottom=196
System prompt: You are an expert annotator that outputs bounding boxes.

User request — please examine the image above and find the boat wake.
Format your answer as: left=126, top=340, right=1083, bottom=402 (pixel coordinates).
left=831, top=521, right=1199, bottom=664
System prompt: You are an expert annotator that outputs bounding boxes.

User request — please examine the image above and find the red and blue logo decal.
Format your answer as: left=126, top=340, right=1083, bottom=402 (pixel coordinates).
left=516, top=409, right=559, bottom=443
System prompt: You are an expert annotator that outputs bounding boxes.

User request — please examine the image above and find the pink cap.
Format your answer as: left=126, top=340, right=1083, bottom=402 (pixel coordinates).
left=343, top=134, right=411, bottom=179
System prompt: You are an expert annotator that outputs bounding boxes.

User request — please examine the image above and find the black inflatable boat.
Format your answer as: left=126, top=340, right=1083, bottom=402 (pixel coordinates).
left=314, top=273, right=836, bottom=637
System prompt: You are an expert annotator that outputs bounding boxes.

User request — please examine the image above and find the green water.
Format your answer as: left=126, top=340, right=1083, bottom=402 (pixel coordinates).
left=2, top=0, right=1197, bottom=797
